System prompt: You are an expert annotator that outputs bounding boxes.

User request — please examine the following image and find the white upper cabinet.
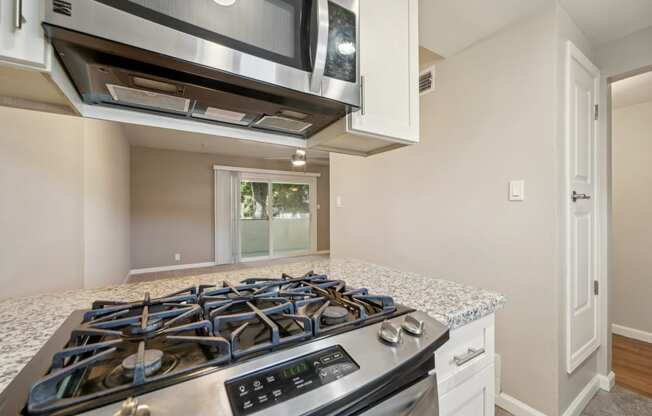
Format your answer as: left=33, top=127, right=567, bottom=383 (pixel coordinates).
left=0, top=0, right=49, bottom=69
left=308, top=0, right=420, bottom=156
left=350, top=0, right=419, bottom=142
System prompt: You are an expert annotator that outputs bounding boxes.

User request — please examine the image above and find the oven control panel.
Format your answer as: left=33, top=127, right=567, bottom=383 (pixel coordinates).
left=226, top=346, right=359, bottom=415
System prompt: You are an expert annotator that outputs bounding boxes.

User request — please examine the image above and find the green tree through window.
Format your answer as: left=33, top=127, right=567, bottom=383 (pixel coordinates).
left=240, top=181, right=268, bottom=219
left=272, top=184, right=309, bottom=218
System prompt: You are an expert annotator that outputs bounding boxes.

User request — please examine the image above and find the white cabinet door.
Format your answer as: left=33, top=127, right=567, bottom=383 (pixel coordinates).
left=0, top=0, right=48, bottom=68
left=439, top=364, right=495, bottom=416
left=348, top=0, right=419, bottom=143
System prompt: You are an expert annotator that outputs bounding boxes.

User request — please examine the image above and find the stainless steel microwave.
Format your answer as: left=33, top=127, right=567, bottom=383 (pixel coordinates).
left=43, top=0, right=360, bottom=138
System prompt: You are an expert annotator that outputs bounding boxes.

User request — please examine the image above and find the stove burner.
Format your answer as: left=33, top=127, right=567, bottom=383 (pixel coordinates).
left=322, top=306, right=349, bottom=326
left=125, top=317, right=163, bottom=336
left=122, top=349, right=164, bottom=377
left=104, top=350, right=179, bottom=389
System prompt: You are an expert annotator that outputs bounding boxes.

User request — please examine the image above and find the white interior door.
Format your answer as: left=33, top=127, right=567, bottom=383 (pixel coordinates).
left=565, top=42, right=600, bottom=373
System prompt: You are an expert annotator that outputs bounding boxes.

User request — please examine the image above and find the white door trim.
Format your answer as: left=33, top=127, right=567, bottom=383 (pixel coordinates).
left=564, top=41, right=602, bottom=374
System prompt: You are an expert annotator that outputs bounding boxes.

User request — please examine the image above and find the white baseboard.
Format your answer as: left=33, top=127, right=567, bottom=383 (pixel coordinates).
left=612, top=323, right=652, bottom=344
left=130, top=262, right=217, bottom=275
left=129, top=251, right=329, bottom=276
left=496, top=372, right=607, bottom=416
left=240, top=250, right=330, bottom=263
left=561, top=375, right=601, bottom=416
left=495, top=393, right=547, bottom=416
left=597, top=371, right=615, bottom=391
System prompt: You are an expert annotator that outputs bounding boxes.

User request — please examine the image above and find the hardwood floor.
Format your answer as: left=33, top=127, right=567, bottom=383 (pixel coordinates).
left=613, top=334, right=652, bottom=398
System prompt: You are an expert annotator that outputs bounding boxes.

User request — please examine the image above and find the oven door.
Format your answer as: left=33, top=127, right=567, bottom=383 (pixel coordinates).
left=357, top=375, right=438, bottom=416
left=44, top=0, right=359, bottom=107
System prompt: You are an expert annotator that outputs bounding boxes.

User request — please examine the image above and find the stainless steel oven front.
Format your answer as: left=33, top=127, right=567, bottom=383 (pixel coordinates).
left=44, top=0, right=360, bottom=107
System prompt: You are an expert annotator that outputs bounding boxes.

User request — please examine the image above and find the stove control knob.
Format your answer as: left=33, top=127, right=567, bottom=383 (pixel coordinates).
left=114, top=397, right=151, bottom=416
left=402, top=315, right=425, bottom=336
left=378, top=321, right=402, bottom=344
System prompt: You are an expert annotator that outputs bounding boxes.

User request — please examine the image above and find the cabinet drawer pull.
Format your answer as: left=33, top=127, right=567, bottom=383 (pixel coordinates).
left=453, top=347, right=485, bottom=366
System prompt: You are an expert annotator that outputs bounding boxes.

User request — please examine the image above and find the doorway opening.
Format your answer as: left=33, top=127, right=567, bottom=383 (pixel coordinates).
left=239, top=176, right=316, bottom=261
left=608, top=70, right=652, bottom=398
left=214, top=166, right=319, bottom=265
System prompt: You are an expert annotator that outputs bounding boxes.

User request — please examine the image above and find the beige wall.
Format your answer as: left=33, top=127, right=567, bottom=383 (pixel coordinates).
left=332, top=7, right=561, bottom=414
left=0, top=106, right=85, bottom=298
left=130, top=147, right=329, bottom=269
left=83, top=120, right=131, bottom=288
left=331, top=6, right=602, bottom=415
left=612, top=100, right=652, bottom=334
left=0, top=107, right=131, bottom=299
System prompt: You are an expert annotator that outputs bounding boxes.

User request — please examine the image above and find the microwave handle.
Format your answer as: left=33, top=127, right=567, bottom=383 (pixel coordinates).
left=310, top=0, right=329, bottom=93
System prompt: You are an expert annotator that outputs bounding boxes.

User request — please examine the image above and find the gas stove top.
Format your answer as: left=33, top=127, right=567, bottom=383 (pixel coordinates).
left=1, top=272, right=448, bottom=416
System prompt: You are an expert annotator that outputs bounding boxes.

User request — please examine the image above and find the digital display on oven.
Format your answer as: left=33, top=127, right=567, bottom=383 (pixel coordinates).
left=225, top=346, right=359, bottom=416
left=280, top=361, right=310, bottom=380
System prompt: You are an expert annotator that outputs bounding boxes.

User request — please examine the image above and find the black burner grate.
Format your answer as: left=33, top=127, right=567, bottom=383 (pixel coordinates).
left=27, top=289, right=229, bottom=415
left=24, top=272, right=398, bottom=415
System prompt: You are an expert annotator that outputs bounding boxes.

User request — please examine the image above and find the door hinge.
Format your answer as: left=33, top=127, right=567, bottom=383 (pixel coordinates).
left=594, top=280, right=599, bottom=296
left=594, top=104, right=599, bottom=121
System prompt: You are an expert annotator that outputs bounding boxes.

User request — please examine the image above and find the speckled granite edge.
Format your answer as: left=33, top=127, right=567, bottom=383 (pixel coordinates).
left=0, top=258, right=505, bottom=394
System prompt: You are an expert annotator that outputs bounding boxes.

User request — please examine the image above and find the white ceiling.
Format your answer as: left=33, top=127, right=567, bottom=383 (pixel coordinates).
left=419, top=0, right=652, bottom=58
left=122, top=124, right=330, bottom=165
left=559, top=0, right=652, bottom=46
left=419, top=0, right=551, bottom=58
left=611, top=70, right=652, bottom=108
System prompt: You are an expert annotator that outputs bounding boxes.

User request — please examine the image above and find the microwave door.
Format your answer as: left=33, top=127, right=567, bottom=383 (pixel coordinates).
left=310, top=0, right=329, bottom=94
left=86, top=0, right=315, bottom=92
left=319, top=0, right=360, bottom=106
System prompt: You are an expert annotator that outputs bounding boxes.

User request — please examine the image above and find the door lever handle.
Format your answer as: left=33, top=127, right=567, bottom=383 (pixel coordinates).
left=15, top=0, right=27, bottom=30
left=572, top=191, right=591, bottom=203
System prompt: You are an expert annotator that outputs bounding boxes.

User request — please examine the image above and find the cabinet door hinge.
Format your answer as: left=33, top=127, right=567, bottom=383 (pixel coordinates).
left=594, top=280, right=599, bottom=296
left=594, top=104, right=599, bottom=121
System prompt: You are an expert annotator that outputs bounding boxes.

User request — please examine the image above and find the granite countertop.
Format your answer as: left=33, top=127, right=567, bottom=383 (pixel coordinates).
left=0, top=258, right=505, bottom=394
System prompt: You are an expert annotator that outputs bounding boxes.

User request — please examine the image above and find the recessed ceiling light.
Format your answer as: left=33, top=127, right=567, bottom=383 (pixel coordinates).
left=213, top=0, right=236, bottom=6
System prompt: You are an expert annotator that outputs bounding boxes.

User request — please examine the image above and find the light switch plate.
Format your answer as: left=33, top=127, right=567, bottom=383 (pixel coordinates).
left=509, top=180, right=525, bottom=201
left=336, top=196, right=343, bottom=208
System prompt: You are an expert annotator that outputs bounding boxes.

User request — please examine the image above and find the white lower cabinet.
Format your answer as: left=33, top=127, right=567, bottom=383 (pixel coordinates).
left=439, top=364, right=495, bottom=416
left=436, top=314, right=496, bottom=416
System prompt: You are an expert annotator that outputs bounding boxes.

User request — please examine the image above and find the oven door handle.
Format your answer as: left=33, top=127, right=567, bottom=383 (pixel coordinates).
left=310, top=0, right=329, bottom=94
left=406, top=383, right=437, bottom=416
